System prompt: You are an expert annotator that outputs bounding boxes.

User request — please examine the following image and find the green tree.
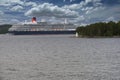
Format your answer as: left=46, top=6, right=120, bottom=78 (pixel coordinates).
left=0, top=24, right=12, bottom=34
left=76, top=21, right=120, bottom=37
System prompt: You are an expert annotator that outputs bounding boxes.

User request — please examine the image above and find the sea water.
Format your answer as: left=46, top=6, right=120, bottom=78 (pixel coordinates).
left=0, top=34, right=120, bottom=80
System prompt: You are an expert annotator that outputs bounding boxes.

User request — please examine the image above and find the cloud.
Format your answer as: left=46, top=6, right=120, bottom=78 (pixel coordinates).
left=0, top=10, right=4, bottom=15
left=105, top=16, right=115, bottom=22
left=0, top=0, right=21, bottom=3
left=11, top=19, right=20, bottom=23
left=0, top=18, right=20, bottom=24
left=63, top=0, right=102, bottom=11
left=84, top=6, right=105, bottom=14
left=0, top=0, right=37, bottom=7
left=69, top=15, right=85, bottom=24
left=0, top=0, right=120, bottom=25
left=10, top=5, right=23, bottom=12
left=63, top=3, right=83, bottom=10
left=0, top=0, right=23, bottom=6
left=85, top=0, right=101, bottom=3
left=63, top=0, right=75, bottom=2
left=62, top=0, right=104, bottom=24
left=25, top=2, right=37, bottom=7
left=25, top=3, right=79, bottom=18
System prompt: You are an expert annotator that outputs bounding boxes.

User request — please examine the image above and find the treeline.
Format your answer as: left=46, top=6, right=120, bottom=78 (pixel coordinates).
left=76, top=21, right=120, bottom=37
left=0, top=24, right=12, bottom=34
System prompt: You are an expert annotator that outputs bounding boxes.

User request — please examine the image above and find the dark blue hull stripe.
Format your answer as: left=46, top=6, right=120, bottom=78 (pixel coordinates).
left=9, top=31, right=76, bottom=35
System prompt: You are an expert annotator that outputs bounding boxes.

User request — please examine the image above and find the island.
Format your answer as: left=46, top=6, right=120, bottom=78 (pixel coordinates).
left=76, top=21, right=120, bottom=37
left=0, top=24, right=12, bottom=34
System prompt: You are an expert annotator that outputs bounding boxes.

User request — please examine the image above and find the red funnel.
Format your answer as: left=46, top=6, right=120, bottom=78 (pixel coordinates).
left=32, top=17, right=36, bottom=23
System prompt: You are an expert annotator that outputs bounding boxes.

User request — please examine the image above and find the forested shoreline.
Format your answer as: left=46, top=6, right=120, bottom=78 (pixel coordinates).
left=76, top=21, right=120, bottom=37
left=0, top=24, right=12, bottom=34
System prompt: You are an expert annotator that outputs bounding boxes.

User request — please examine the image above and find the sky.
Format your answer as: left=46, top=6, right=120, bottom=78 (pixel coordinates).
left=0, top=0, right=120, bottom=25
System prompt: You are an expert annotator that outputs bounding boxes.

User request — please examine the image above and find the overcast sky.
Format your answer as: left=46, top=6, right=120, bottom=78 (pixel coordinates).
left=0, top=0, right=120, bottom=25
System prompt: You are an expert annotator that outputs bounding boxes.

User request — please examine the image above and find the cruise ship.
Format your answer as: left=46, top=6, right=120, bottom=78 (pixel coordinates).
left=8, top=17, right=76, bottom=35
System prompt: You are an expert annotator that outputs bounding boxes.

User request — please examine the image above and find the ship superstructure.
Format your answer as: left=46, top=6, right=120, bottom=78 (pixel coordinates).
left=9, top=17, right=76, bottom=35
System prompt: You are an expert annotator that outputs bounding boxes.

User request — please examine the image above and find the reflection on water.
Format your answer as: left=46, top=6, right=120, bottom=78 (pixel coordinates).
left=0, top=35, right=120, bottom=80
